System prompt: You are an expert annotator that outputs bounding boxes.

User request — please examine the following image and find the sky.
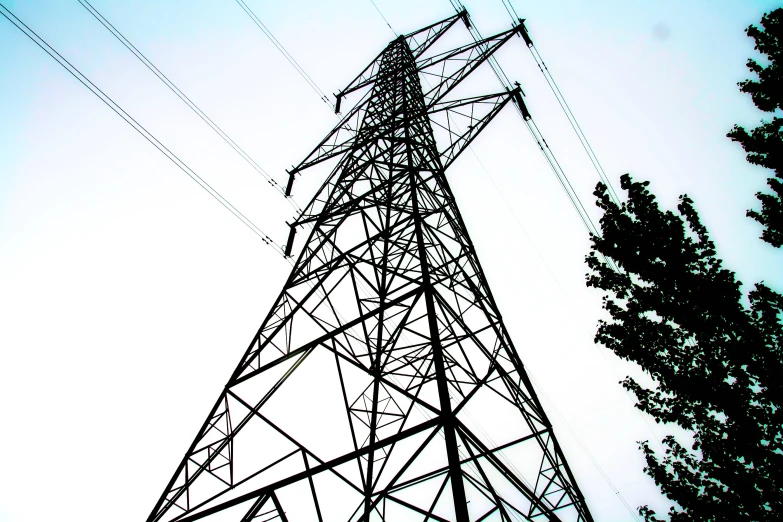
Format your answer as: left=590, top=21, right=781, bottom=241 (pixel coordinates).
left=1, top=0, right=781, bottom=521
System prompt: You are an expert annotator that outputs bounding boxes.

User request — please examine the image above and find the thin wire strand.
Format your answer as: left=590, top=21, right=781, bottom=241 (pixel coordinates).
left=449, top=0, right=513, bottom=90
left=528, top=42, right=622, bottom=204
left=496, top=0, right=621, bottom=204
left=421, top=42, right=629, bottom=413
left=466, top=140, right=667, bottom=459
left=509, top=8, right=677, bottom=453
left=77, top=0, right=303, bottom=213
left=526, top=370, right=643, bottom=522
left=0, top=3, right=285, bottom=255
left=501, top=0, right=669, bottom=469
left=233, top=0, right=335, bottom=110
left=500, top=0, right=515, bottom=22
left=444, top=2, right=644, bottom=517
left=368, top=0, right=397, bottom=36
left=500, top=0, right=520, bottom=22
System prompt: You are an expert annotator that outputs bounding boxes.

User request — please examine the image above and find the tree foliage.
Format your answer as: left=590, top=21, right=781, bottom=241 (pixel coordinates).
left=728, top=8, right=783, bottom=247
left=587, top=174, right=783, bottom=521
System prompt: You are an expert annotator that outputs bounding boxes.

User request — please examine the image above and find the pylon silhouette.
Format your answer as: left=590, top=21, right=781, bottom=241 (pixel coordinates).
left=148, top=11, right=593, bottom=522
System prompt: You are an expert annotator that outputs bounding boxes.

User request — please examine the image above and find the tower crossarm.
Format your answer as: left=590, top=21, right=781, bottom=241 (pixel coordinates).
left=285, top=20, right=524, bottom=198
left=334, top=10, right=470, bottom=109
left=287, top=87, right=520, bottom=240
left=417, top=23, right=523, bottom=107
left=405, top=8, right=469, bottom=59
left=429, top=88, right=520, bottom=170
left=286, top=92, right=369, bottom=181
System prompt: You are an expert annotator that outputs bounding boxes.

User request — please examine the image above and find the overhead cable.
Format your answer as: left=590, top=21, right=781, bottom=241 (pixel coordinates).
left=442, top=3, right=640, bottom=517
left=496, top=0, right=621, bottom=205
left=525, top=116, right=599, bottom=237
left=503, top=0, right=698, bottom=411
left=498, top=4, right=665, bottom=506
left=449, top=0, right=513, bottom=90
left=449, top=0, right=620, bottom=271
left=368, top=0, right=397, bottom=36
left=0, top=3, right=285, bottom=255
left=233, top=0, right=335, bottom=111
left=450, top=2, right=605, bottom=245
left=526, top=370, right=643, bottom=522
left=523, top=112, right=622, bottom=273
left=500, top=0, right=520, bottom=21
left=528, top=41, right=622, bottom=205
left=77, top=0, right=300, bottom=211
left=454, top=1, right=621, bottom=257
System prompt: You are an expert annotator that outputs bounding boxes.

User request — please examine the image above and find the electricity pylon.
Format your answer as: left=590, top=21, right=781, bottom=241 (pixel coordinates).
left=147, top=11, right=593, bottom=522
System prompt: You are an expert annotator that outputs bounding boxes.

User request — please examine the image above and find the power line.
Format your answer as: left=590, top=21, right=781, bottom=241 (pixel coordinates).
left=446, top=1, right=622, bottom=283
left=444, top=1, right=621, bottom=293
left=495, top=0, right=622, bottom=205
left=499, top=0, right=678, bottom=458
left=526, top=370, right=643, bottom=522
left=494, top=3, right=626, bottom=269
left=523, top=105, right=621, bottom=272
left=500, top=0, right=520, bottom=22
left=452, top=0, right=621, bottom=271
left=524, top=32, right=622, bottom=204
left=453, top=1, right=621, bottom=263
left=449, top=0, right=513, bottom=90
left=368, top=0, right=397, bottom=36
left=77, top=0, right=300, bottom=211
left=442, top=2, right=643, bottom=518
left=0, top=3, right=285, bottom=255
left=233, top=0, right=335, bottom=111
left=450, top=0, right=629, bottom=324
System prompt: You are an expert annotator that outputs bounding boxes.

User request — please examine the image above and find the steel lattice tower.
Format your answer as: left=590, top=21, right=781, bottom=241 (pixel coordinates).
left=148, top=12, right=594, bottom=522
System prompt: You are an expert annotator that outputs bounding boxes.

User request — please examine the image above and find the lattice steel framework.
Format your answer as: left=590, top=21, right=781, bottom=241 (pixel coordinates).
left=147, top=11, right=593, bottom=522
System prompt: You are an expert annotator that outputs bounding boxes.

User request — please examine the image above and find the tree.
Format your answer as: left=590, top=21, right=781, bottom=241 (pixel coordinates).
left=586, top=174, right=783, bottom=521
left=728, top=8, right=783, bottom=248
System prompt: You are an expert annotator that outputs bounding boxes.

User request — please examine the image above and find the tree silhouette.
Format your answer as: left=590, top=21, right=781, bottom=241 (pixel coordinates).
left=728, top=8, right=783, bottom=248
left=587, top=174, right=783, bottom=521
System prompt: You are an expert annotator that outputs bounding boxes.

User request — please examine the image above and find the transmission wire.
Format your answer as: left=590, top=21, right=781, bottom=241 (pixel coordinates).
left=500, top=0, right=520, bottom=21
left=499, top=0, right=681, bottom=460
left=529, top=42, right=622, bottom=205
left=77, top=0, right=303, bottom=214
left=526, top=370, right=643, bottom=522
left=495, top=0, right=675, bottom=423
left=233, top=0, right=335, bottom=111
left=499, top=0, right=514, bottom=21
left=0, top=3, right=285, bottom=255
left=442, top=2, right=649, bottom=519
left=453, top=0, right=615, bottom=252
left=368, top=0, right=397, bottom=36
left=455, top=0, right=620, bottom=270
left=449, top=0, right=513, bottom=90
left=495, top=0, right=621, bottom=205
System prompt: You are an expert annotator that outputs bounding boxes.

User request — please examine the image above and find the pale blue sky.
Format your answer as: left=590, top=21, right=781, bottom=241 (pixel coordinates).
left=1, top=1, right=781, bottom=521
